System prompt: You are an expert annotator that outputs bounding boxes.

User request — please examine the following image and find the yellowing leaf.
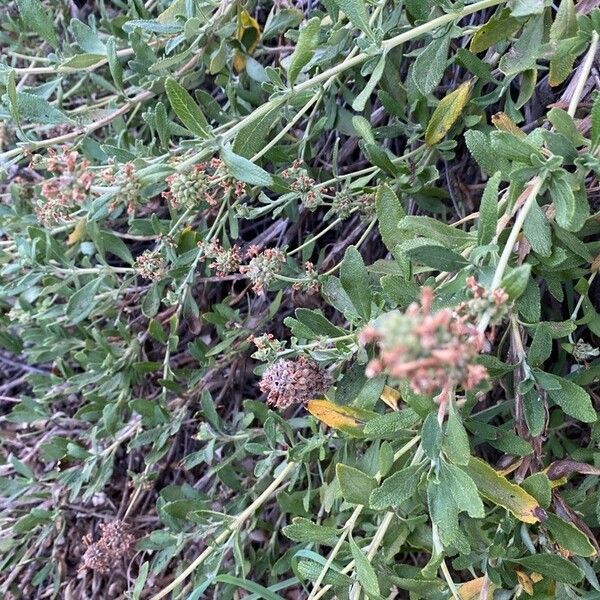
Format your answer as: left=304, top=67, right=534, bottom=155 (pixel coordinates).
left=462, top=457, right=542, bottom=524
left=236, top=10, right=261, bottom=54
left=425, top=80, right=473, bottom=146
left=67, top=218, right=87, bottom=246
left=492, top=112, right=527, bottom=138
left=458, top=576, right=496, bottom=600
left=380, top=385, right=400, bottom=411
left=516, top=570, right=537, bottom=595
left=306, top=399, right=375, bottom=436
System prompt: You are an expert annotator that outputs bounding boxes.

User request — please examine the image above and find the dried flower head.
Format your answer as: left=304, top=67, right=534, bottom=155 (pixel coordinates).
left=463, top=276, right=510, bottom=326
left=331, top=190, right=375, bottom=221
left=240, top=247, right=286, bottom=294
left=135, top=250, right=166, bottom=282
left=259, top=356, right=332, bottom=409
left=360, top=288, right=487, bottom=403
left=80, top=520, right=135, bottom=574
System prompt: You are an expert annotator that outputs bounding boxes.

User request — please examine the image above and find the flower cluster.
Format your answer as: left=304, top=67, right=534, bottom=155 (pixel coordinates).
left=240, top=246, right=286, bottom=294
left=463, top=276, right=510, bottom=326
left=101, top=162, right=142, bottom=214
left=135, top=250, right=166, bottom=282
left=198, top=240, right=242, bottom=277
left=331, top=190, right=376, bottom=221
left=281, top=160, right=329, bottom=210
left=33, top=147, right=93, bottom=225
left=162, top=159, right=245, bottom=210
left=259, top=355, right=332, bottom=409
left=293, top=261, right=320, bottom=295
left=360, top=288, right=487, bottom=404
left=80, top=520, right=135, bottom=574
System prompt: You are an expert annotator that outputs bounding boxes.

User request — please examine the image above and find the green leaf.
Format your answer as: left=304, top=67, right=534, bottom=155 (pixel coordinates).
left=499, top=15, right=544, bottom=75
left=413, top=32, right=450, bottom=97
left=477, top=171, right=501, bottom=246
left=444, top=407, right=470, bottom=466
left=425, top=80, right=473, bottom=146
left=61, top=54, right=106, bottom=69
left=405, top=244, right=469, bottom=272
left=16, top=0, right=59, bottom=48
left=548, top=107, right=587, bottom=147
left=353, top=53, right=386, bottom=111
left=283, top=517, right=339, bottom=543
left=369, top=463, right=422, bottom=509
left=534, top=371, right=596, bottom=423
left=548, top=171, right=580, bottom=232
left=66, top=278, right=104, bottom=325
left=500, top=264, right=531, bottom=300
left=545, top=514, right=595, bottom=557
left=233, top=105, right=280, bottom=158
left=287, top=17, right=320, bottom=84
left=528, top=322, right=552, bottom=367
left=349, top=535, right=380, bottom=597
left=336, top=464, right=377, bottom=505
left=376, top=184, right=405, bottom=254
left=221, top=146, right=273, bottom=186
left=363, top=410, right=420, bottom=438
left=592, top=92, right=600, bottom=151
left=508, top=554, right=583, bottom=584
left=340, top=246, right=372, bottom=321
left=335, top=0, right=372, bottom=35
left=106, top=37, right=123, bottom=90
left=215, top=574, right=287, bottom=600
left=523, top=200, right=552, bottom=257
left=490, top=131, right=539, bottom=163
left=398, top=216, right=475, bottom=249
left=164, top=78, right=211, bottom=138
left=508, top=0, right=544, bottom=17
left=12, top=92, right=73, bottom=125
left=465, top=130, right=510, bottom=178
left=470, top=9, right=521, bottom=53
left=71, top=19, right=107, bottom=55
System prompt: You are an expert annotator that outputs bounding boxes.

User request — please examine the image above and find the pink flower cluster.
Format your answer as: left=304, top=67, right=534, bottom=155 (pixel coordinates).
left=240, top=245, right=286, bottom=294
left=34, top=147, right=93, bottom=225
left=360, top=288, right=487, bottom=405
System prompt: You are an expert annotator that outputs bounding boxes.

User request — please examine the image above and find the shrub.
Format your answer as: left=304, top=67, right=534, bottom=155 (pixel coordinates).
left=1, top=0, right=600, bottom=598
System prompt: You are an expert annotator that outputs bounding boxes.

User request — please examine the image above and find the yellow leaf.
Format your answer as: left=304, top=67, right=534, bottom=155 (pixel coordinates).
left=516, top=570, right=534, bottom=595
left=492, top=112, right=526, bottom=138
left=67, top=218, right=87, bottom=246
left=236, top=10, right=261, bottom=54
left=497, top=459, right=523, bottom=476
left=425, top=80, right=473, bottom=146
left=306, top=399, right=375, bottom=436
left=380, top=385, right=400, bottom=411
left=462, top=457, right=542, bottom=524
left=458, top=577, right=496, bottom=600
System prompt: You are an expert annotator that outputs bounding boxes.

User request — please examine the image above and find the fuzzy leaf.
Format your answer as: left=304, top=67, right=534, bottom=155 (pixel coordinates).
left=164, top=78, right=211, bottom=138
left=337, top=464, right=377, bottom=505
left=287, top=17, right=320, bottom=84
left=425, top=80, right=473, bottom=146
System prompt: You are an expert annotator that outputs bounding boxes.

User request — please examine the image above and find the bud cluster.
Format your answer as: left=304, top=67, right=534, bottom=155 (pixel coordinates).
left=360, top=288, right=487, bottom=403
left=259, top=355, right=332, bottom=409
left=162, top=159, right=245, bottom=210
left=331, top=190, right=376, bottom=221
left=281, top=160, right=330, bottom=210
left=102, top=162, right=142, bottom=214
left=240, top=245, right=286, bottom=294
left=80, top=520, right=135, bottom=574
left=463, top=276, right=510, bottom=325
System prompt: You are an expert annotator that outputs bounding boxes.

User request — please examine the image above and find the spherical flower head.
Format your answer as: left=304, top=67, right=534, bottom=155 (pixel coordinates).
left=162, top=165, right=211, bottom=210
left=259, top=356, right=332, bottom=409
left=360, top=287, right=487, bottom=399
left=80, top=520, right=135, bottom=574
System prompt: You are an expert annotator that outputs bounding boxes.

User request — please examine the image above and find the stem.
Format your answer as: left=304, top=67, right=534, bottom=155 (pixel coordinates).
left=149, top=461, right=297, bottom=600
left=568, top=31, right=599, bottom=118
left=478, top=177, right=543, bottom=332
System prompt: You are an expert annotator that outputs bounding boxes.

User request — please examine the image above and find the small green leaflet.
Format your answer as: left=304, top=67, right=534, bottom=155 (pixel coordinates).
left=477, top=171, right=500, bottom=246
left=349, top=535, right=380, bottom=598
left=11, top=92, right=73, bottom=125
left=334, top=0, right=372, bottom=36
left=16, top=0, right=59, bottom=48
left=287, top=17, right=320, bottom=84
left=164, top=78, right=211, bottom=138
left=221, top=146, right=273, bottom=186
